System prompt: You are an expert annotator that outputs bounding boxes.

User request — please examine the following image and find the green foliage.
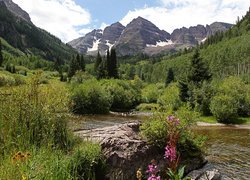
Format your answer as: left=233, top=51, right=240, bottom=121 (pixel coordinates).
left=136, top=103, right=160, bottom=112
left=0, top=39, right=3, bottom=67
left=210, top=76, right=250, bottom=122
left=108, top=48, right=118, bottom=78
left=0, top=72, right=74, bottom=155
left=69, top=143, right=106, bottom=179
left=71, top=71, right=95, bottom=84
left=140, top=113, right=168, bottom=147
left=140, top=106, right=201, bottom=148
left=70, top=79, right=111, bottom=114
left=167, top=166, right=185, bottom=180
left=157, top=83, right=182, bottom=112
left=187, top=49, right=211, bottom=86
left=141, top=83, right=164, bottom=103
left=0, top=71, right=26, bottom=87
left=210, top=94, right=239, bottom=122
left=101, top=79, right=141, bottom=111
left=165, top=68, right=175, bottom=86
left=68, top=54, right=85, bottom=79
left=0, top=142, right=105, bottom=180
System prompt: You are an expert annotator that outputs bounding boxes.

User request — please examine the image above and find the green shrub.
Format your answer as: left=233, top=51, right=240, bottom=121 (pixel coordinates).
left=157, top=83, right=181, bottom=111
left=101, top=79, right=141, bottom=111
left=210, top=76, right=250, bottom=122
left=70, top=80, right=111, bottom=114
left=210, top=94, right=239, bottom=123
left=136, top=103, right=160, bottom=112
left=141, top=83, right=164, bottom=103
left=140, top=106, right=201, bottom=148
left=71, top=71, right=95, bottom=84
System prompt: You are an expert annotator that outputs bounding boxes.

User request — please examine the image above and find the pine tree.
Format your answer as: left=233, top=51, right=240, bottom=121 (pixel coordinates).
left=109, top=48, right=118, bottom=78
left=94, top=51, right=102, bottom=71
left=0, top=39, right=3, bottom=67
left=178, top=80, right=189, bottom=102
left=188, top=49, right=211, bottom=86
left=68, top=56, right=78, bottom=78
left=165, top=68, right=174, bottom=86
left=80, top=55, right=85, bottom=71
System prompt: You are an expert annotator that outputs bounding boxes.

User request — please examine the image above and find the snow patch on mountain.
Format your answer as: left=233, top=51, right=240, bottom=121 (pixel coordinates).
left=88, top=39, right=100, bottom=52
left=146, top=40, right=173, bottom=47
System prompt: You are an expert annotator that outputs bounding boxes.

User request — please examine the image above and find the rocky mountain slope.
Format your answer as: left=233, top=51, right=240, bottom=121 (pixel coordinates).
left=69, top=17, right=233, bottom=56
left=0, top=0, right=75, bottom=62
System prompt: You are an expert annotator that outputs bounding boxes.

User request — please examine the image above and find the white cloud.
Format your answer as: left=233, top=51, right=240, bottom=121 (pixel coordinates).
left=100, top=22, right=109, bottom=30
left=12, top=0, right=91, bottom=42
left=121, top=0, right=249, bottom=33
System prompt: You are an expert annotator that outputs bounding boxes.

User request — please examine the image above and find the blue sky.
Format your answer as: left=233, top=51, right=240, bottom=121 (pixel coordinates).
left=76, top=0, right=155, bottom=27
left=13, top=0, right=250, bottom=42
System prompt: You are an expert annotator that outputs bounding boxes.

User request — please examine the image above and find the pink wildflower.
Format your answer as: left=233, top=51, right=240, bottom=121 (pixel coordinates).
left=167, top=115, right=180, bottom=125
left=148, top=175, right=161, bottom=180
left=164, top=145, right=177, bottom=162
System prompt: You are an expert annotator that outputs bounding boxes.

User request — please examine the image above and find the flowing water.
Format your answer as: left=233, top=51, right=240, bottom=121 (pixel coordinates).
left=71, top=114, right=250, bottom=180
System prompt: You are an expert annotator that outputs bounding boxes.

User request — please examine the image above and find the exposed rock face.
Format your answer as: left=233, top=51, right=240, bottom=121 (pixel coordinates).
left=115, top=17, right=171, bottom=56
left=0, top=0, right=31, bottom=23
left=68, top=22, right=125, bottom=55
left=68, top=29, right=103, bottom=54
left=75, top=122, right=207, bottom=180
left=68, top=18, right=232, bottom=56
left=102, top=22, right=125, bottom=44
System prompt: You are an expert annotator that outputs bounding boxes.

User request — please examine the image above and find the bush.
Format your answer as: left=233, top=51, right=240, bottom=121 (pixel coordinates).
left=71, top=71, right=95, bottom=84
left=101, top=79, right=141, bottom=111
left=157, top=83, right=181, bottom=111
left=136, top=103, right=160, bottom=112
left=210, top=76, right=250, bottom=122
left=0, top=72, right=26, bottom=87
left=70, top=80, right=111, bottom=114
left=210, top=94, right=239, bottom=123
left=140, top=106, right=201, bottom=148
left=141, top=83, right=164, bottom=103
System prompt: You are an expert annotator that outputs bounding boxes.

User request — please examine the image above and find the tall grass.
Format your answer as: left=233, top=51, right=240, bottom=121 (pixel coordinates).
left=0, top=72, right=106, bottom=179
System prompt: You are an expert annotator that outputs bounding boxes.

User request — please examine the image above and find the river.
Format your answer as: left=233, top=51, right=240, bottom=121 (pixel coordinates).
left=71, top=114, right=250, bottom=180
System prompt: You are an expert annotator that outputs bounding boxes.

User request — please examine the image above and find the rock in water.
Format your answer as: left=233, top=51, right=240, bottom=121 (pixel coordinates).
left=75, top=122, right=207, bottom=180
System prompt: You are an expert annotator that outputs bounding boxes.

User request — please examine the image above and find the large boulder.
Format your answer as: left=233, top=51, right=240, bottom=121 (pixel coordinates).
left=75, top=122, right=208, bottom=179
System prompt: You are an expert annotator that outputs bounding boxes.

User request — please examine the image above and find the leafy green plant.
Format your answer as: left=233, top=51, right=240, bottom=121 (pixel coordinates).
left=70, top=79, right=112, bottom=114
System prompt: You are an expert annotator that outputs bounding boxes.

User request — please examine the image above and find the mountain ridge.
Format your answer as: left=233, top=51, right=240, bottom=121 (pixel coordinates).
left=68, top=17, right=233, bottom=56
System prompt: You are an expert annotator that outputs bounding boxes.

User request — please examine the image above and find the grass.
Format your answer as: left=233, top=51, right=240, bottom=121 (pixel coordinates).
left=0, top=71, right=106, bottom=179
left=199, top=116, right=250, bottom=125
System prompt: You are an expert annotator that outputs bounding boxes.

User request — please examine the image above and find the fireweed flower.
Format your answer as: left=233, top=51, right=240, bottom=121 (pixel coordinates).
left=146, top=160, right=160, bottom=180
left=148, top=174, right=161, bottom=180
left=164, top=145, right=177, bottom=162
left=167, top=115, right=180, bottom=125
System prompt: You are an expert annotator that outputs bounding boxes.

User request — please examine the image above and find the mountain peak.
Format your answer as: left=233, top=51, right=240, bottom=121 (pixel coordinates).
left=0, top=0, right=32, bottom=23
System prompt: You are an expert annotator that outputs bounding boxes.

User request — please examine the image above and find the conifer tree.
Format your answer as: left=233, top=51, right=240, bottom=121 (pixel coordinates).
left=80, top=55, right=85, bottom=71
left=68, top=56, right=78, bottom=78
left=94, top=51, right=102, bottom=71
left=0, top=39, right=3, bottom=67
left=165, top=68, right=174, bottom=86
left=109, top=48, right=118, bottom=78
left=187, top=49, right=211, bottom=86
